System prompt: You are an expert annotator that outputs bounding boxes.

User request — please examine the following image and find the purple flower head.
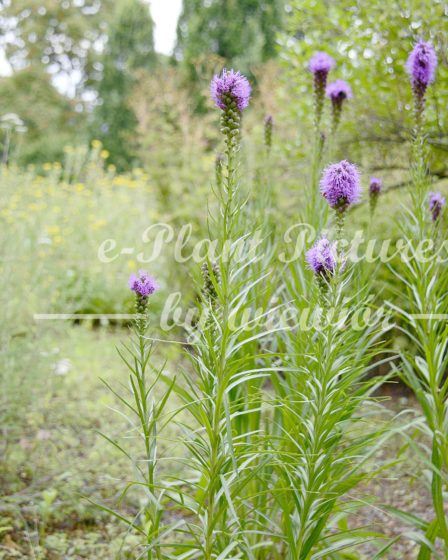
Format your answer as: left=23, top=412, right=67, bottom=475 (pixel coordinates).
left=326, top=80, right=353, bottom=103
left=406, top=41, right=437, bottom=89
left=210, top=69, right=251, bottom=111
left=309, top=52, right=335, bottom=75
left=429, top=191, right=445, bottom=221
left=306, top=238, right=337, bottom=277
left=369, top=177, right=382, bottom=195
left=320, top=160, right=361, bottom=211
left=310, top=53, right=335, bottom=128
left=129, top=270, right=159, bottom=297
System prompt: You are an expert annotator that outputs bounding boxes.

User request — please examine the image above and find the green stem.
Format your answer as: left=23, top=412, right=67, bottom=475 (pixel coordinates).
left=203, top=102, right=240, bottom=557
left=204, top=386, right=223, bottom=559
left=135, top=308, right=160, bottom=560
left=409, top=89, right=448, bottom=559
left=308, top=132, right=325, bottom=231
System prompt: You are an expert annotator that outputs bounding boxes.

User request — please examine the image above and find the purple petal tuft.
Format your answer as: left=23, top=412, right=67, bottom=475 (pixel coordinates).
left=326, top=80, right=353, bottom=102
left=429, top=191, right=445, bottom=221
left=210, top=69, right=251, bottom=111
left=129, top=270, right=159, bottom=297
left=309, top=52, right=335, bottom=75
left=320, top=160, right=361, bottom=210
left=306, top=238, right=337, bottom=276
left=406, top=40, right=437, bottom=88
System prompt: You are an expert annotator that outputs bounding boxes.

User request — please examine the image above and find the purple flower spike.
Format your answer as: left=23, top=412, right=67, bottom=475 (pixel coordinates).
left=309, top=52, right=335, bottom=75
left=310, top=52, right=335, bottom=128
left=369, top=177, right=382, bottom=195
left=129, top=270, right=159, bottom=297
left=369, top=177, right=382, bottom=215
left=320, top=160, right=361, bottom=211
left=406, top=40, right=437, bottom=91
left=210, top=69, right=251, bottom=111
left=429, top=191, right=445, bottom=222
left=327, top=80, right=353, bottom=131
left=306, top=238, right=337, bottom=277
left=326, top=80, right=353, bottom=103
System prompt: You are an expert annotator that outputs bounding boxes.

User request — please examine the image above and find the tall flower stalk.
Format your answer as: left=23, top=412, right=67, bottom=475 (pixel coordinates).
left=369, top=176, right=382, bottom=217
left=390, top=40, right=448, bottom=558
left=203, top=69, right=245, bottom=555
left=128, top=273, right=162, bottom=560
left=307, top=52, right=335, bottom=229
left=272, top=161, right=391, bottom=558
left=210, top=69, right=250, bottom=243
left=101, top=271, right=175, bottom=560
left=326, top=79, right=353, bottom=135
left=276, top=241, right=389, bottom=557
left=406, top=40, right=437, bottom=223
left=168, top=68, right=275, bottom=558
left=309, top=52, right=335, bottom=132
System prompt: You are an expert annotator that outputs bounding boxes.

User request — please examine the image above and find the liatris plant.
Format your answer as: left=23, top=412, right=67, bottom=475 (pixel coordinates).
left=406, top=40, right=437, bottom=134
left=100, top=271, right=176, bottom=560
left=369, top=176, right=382, bottom=215
left=326, top=79, right=353, bottom=133
left=271, top=138, right=392, bottom=556
left=275, top=219, right=390, bottom=557
left=307, top=52, right=335, bottom=230
left=210, top=68, right=250, bottom=238
left=100, top=53, right=397, bottom=560
left=209, top=67, right=251, bottom=251
left=309, top=51, right=335, bottom=131
left=390, top=40, right=448, bottom=557
left=406, top=40, right=437, bottom=216
left=164, top=68, right=281, bottom=558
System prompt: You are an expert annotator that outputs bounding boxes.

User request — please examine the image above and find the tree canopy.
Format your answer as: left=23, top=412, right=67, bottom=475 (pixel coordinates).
left=90, top=0, right=156, bottom=169
left=175, top=0, right=285, bottom=74
left=0, top=0, right=116, bottom=96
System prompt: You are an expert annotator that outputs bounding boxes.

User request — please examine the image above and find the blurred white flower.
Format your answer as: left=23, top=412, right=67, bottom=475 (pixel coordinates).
left=52, top=359, right=71, bottom=376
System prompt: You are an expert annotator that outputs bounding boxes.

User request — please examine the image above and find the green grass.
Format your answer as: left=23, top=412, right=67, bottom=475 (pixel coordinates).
left=1, top=324, right=182, bottom=559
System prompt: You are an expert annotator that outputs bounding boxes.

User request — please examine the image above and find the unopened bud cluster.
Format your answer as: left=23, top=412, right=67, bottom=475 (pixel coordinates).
left=264, top=115, right=273, bottom=152
left=220, top=94, right=242, bottom=148
left=201, top=261, right=221, bottom=301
